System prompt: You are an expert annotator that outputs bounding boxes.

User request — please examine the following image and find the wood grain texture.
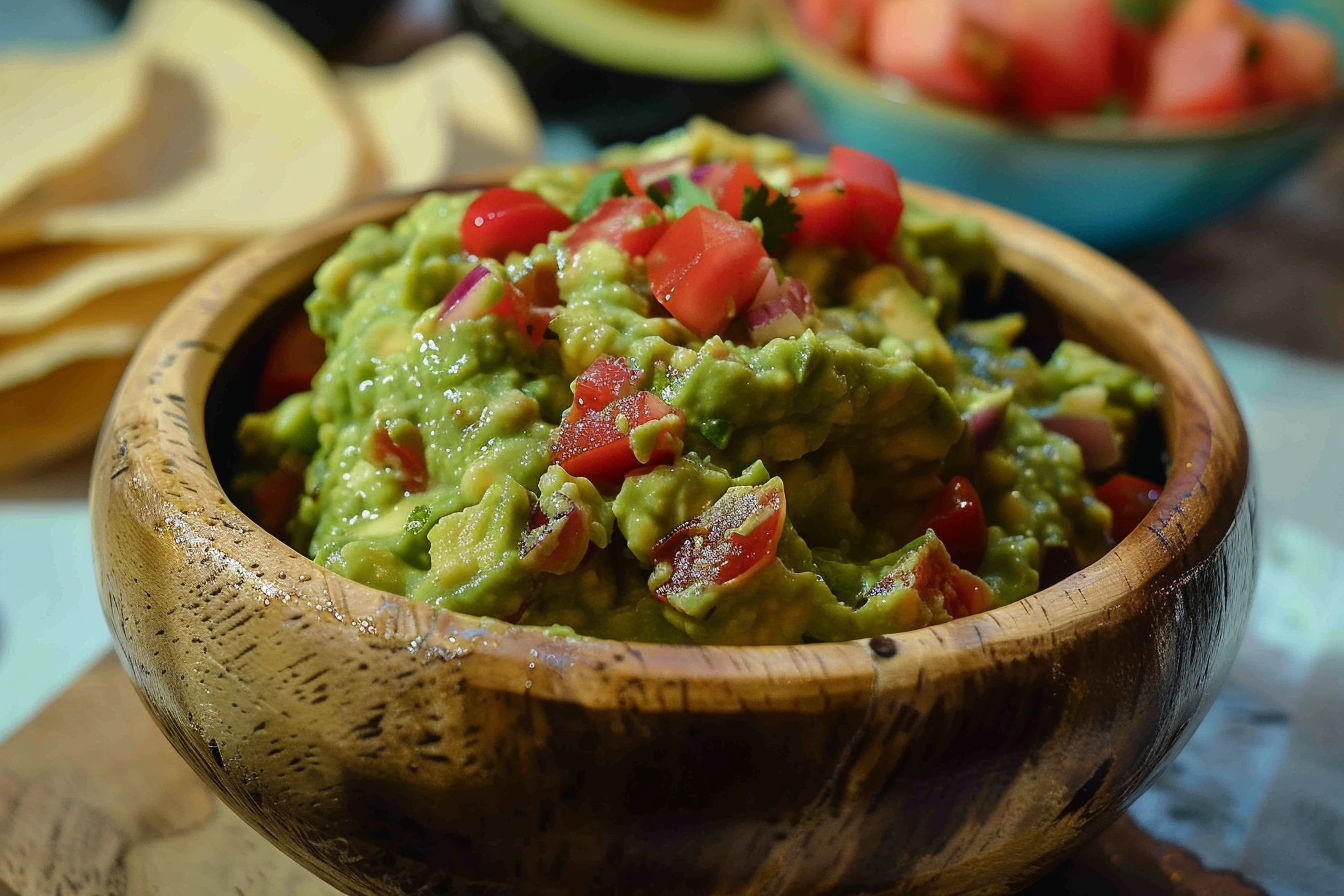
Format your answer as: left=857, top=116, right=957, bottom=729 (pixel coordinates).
left=0, top=654, right=1266, bottom=896
left=89, top=183, right=1255, bottom=895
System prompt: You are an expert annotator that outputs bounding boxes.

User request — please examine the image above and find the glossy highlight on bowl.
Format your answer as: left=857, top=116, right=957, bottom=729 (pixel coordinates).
left=92, top=180, right=1254, bottom=895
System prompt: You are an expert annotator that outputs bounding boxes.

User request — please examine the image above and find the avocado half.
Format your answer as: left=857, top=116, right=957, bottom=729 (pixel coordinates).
left=459, top=0, right=778, bottom=142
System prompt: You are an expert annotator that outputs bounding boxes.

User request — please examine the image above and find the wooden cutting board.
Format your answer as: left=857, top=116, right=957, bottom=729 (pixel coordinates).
left=0, top=654, right=1264, bottom=896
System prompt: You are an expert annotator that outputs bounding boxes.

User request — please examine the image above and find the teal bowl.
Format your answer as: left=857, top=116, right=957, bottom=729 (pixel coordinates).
left=765, top=0, right=1344, bottom=251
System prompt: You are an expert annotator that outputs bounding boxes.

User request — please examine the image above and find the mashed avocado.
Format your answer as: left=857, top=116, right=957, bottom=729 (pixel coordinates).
left=236, top=120, right=1159, bottom=646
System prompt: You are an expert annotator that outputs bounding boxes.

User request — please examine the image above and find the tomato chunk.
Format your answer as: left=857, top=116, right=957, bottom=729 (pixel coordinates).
left=369, top=422, right=429, bottom=493
left=700, top=160, right=766, bottom=219
left=256, top=310, right=325, bottom=411
left=917, top=475, right=988, bottom=571
left=551, top=391, right=685, bottom=485
left=1255, top=17, right=1339, bottom=105
left=1141, top=21, right=1254, bottom=121
left=787, top=176, right=853, bottom=249
left=827, top=145, right=905, bottom=259
left=461, top=187, right=571, bottom=260
left=520, top=492, right=593, bottom=575
left=645, top=205, right=772, bottom=338
left=1095, top=472, right=1161, bottom=541
left=650, top=479, right=787, bottom=615
left=567, top=355, right=642, bottom=422
left=867, top=0, right=1007, bottom=111
left=439, top=265, right=551, bottom=348
left=565, top=196, right=668, bottom=258
left=995, top=0, right=1119, bottom=119
left=864, top=534, right=993, bottom=619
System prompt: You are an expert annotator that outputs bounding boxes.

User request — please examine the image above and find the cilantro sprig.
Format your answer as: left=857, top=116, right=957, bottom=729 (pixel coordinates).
left=739, top=185, right=801, bottom=255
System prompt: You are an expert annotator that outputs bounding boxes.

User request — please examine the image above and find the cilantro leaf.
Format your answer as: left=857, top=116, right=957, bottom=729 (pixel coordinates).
left=739, top=185, right=801, bottom=255
left=658, top=174, right=716, bottom=218
left=574, top=168, right=633, bottom=219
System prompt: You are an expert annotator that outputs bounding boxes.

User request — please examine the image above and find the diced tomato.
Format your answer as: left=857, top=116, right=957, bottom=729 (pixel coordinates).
left=567, top=355, right=642, bottom=422
left=706, top=160, right=766, bottom=219
left=867, top=0, right=1007, bottom=111
left=1095, top=472, right=1161, bottom=541
left=621, top=156, right=690, bottom=195
left=251, top=458, right=305, bottom=535
left=1114, top=21, right=1156, bottom=105
left=645, top=205, right=772, bottom=338
left=551, top=391, right=685, bottom=485
left=256, top=310, right=325, bottom=411
left=787, top=176, right=854, bottom=249
left=827, top=145, right=905, bottom=259
left=519, top=493, right=593, bottom=575
left=917, top=475, right=988, bottom=571
left=861, top=529, right=993, bottom=619
left=369, top=422, right=429, bottom=493
left=1255, top=17, right=1339, bottom=105
left=565, top=196, right=668, bottom=258
left=461, top=187, right=570, bottom=260
left=991, top=0, right=1120, bottom=118
left=650, top=479, right=787, bottom=611
left=514, top=255, right=560, bottom=307
left=1141, top=21, right=1254, bottom=122
left=439, top=265, right=551, bottom=348
left=795, top=0, right=877, bottom=58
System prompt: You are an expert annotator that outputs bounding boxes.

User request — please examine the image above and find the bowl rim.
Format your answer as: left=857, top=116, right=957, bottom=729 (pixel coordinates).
left=96, top=174, right=1250, bottom=710
left=761, top=0, right=1344, bottom=148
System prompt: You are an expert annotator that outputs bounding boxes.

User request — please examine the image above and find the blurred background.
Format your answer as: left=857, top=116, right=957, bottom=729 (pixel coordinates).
left=0, top=1, right=1341, bottom=893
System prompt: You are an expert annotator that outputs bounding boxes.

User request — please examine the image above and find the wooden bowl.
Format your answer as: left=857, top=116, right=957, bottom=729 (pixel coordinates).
left=92, top=181, right=1254, bottom=895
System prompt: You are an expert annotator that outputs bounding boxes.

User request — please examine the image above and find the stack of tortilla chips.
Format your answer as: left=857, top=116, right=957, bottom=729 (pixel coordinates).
left=0, top=0, right=539, bottom=478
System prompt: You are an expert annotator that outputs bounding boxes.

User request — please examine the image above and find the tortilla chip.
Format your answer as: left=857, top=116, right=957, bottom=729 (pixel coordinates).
left=0, top=240, right=213, bottom=334
left=406, top=35, right=541, bottom=174
left=0, top=39, right=147, bottom=214
left=338, top=61, right=456, bottom=194
left=37, top=0, right=361, bottom=243
left=0, top=265, right=205, bottom=390
left=0, top=353, right=129, bottom=479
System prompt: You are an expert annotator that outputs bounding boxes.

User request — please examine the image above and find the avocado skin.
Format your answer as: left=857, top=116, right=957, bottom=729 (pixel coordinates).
left=459, top=0, right=769, bottom=143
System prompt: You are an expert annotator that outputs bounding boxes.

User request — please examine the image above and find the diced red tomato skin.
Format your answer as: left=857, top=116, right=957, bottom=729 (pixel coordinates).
left=1141, top=22, right=1254, bottom=122
left=997, top=0, right=1120, bottom=119
left=645, top=205, right=772, bottom=338
left=251, top=461, right=305, bottom=535
left=369, top=424, right=430, bottom=493
left=827, top=146, right=905, bottom=259
left=1095, top=472, right=1161, bottom=541
left=787, top=176, right=854, bottom=249
left=551, top=391, right=685, bottom=484
left=796, top=0, right=877, bottom=58
left=256, top=310, right=325, bottom=411
left=520, top=496, right=593, bottom=575
left=567, top=355, right=642, bottom=422
left=650, top=480, right=787, bottom=605
left=461, top=187, right=571, bottom=260
left=867, top=0, right=1006, bottom=111
left=707, top=160, right=766, bottom=219
left=1255, top=18, right=1339, bottom=105
left=919, top=475, right=988, bottom=571
left=565, top=196, right=668, bottom=258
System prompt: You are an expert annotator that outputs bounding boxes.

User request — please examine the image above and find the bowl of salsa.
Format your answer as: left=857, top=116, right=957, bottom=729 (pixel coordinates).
left=767, top=0, right=1343, bottom=249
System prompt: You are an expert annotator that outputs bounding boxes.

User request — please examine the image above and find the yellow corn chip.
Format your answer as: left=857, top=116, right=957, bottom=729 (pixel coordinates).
left=0, top=39, right=146, bottom=214
left=38, top=0, right=361, bottom=243
left=0, top=240, right=213, bottom=334
left=0, top=265, right=204, bottom=390
left=338, top=61, right=455, bottom=194
left=0, top=353, right=130, bottom=479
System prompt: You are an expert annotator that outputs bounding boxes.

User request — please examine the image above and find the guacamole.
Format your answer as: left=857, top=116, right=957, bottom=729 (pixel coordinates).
left=236, top=120, right=1160, bottom=646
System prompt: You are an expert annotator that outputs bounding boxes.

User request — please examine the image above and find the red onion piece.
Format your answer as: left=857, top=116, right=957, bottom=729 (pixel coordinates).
left=1040, top=412, right=1121, bottom=471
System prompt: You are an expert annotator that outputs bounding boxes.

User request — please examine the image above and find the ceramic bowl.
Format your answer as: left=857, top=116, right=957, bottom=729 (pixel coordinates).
left=92, top=180, right=1254, bottom=895
left=764, top=0, right=1344, bottom=251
